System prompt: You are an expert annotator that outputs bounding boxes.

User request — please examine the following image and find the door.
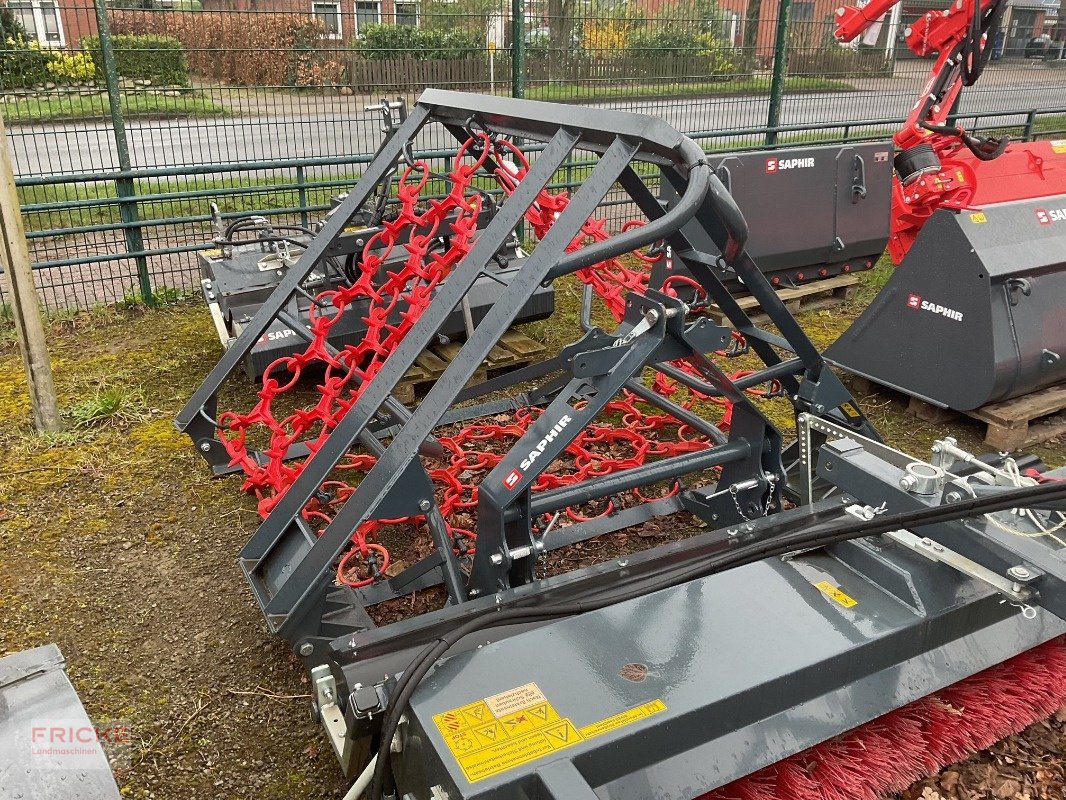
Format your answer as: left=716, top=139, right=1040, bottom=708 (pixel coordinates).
left=1008, top=10, right=1038, bottom=56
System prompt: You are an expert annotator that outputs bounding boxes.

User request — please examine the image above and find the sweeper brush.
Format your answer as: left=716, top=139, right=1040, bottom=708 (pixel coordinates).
left=177, top=91, right=1066, bottom=800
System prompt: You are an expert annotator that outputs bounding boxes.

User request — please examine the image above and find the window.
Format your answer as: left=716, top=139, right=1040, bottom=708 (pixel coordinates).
left=9, top=0, right=64, bottom=47
left=356, top=0, right=381, bottom=32
left=718, top=10, right=739, bottom=46
left=791, top=0, right=815, bottom=22
left=312, top=1, right=342, bottom=38
left=395, top=1, right=418, bottom=27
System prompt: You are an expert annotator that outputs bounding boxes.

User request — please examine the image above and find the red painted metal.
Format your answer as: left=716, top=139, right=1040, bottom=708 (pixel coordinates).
left=836, top=0, right=1066, bottom=262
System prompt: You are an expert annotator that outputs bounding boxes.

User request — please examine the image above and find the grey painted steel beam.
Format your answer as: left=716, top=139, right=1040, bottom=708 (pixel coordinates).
left=255, top=135, right=633, bottom=637
left=175, top=103, right=431, bottom=432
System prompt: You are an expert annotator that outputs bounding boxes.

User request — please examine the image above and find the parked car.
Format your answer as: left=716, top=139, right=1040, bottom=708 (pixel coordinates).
left=1025, top=34, right=1051, bottom=58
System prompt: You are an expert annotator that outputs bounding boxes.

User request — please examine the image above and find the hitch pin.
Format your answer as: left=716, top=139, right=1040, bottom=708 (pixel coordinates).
left=702, top=477, right=761, bottom=501
left=614, top=305, right=684, bottom=347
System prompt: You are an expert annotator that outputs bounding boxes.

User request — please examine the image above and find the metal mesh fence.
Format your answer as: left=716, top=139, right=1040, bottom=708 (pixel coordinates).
left=1, top=0, right=1065, bottom=312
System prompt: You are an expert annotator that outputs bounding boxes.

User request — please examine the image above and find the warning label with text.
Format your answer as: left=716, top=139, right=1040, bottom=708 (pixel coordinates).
left=432, top=683, right=667, bottom=784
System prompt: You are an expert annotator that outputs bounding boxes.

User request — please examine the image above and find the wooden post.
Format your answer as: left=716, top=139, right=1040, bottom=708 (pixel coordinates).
left=0, top=111, right=61, bottom=433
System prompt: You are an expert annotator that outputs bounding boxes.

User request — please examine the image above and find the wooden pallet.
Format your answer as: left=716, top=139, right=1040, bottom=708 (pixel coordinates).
left=849, top=376, right=1066, bottom=452
left=704, top=273, right=860, bottom=326
left=393, top=329, right=547, bottom=404
left=961, top=385, right=1066, bottom=452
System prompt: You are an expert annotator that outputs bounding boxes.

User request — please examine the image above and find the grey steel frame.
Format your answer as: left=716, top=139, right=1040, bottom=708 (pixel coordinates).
left=176, top=90, right=880, bottom=658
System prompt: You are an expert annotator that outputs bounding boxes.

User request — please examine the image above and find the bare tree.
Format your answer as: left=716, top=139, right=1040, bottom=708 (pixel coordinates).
left=743, top=0, right=762, bottom=64
left=547, top=0, right=578, bottom=77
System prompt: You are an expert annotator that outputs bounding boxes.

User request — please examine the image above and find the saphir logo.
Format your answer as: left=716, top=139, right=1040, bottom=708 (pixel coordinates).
left=906, top=294, right=964, bottom=321
left=765, top=156, right=815, bottom=173
left=503, top=469, right=522, bottom=490
left=1033, top=207, right=1066, bottom=225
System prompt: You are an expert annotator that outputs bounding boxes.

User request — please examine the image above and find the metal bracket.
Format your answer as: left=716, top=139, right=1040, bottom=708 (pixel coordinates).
left=886, top=528, right=1033, bottom=604
left=311, top=665, right=353, bottom=772
left=841, top=504, right=1032, bottom=604
left=797, top=412, right=916, bottom=505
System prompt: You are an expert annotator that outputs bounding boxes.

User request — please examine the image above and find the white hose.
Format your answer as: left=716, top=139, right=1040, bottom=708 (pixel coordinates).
left=343, top=754, right=378, bottom=800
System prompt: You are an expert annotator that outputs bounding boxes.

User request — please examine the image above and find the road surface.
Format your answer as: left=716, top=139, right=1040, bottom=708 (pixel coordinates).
left=12, top=61, right=1066, bottom=179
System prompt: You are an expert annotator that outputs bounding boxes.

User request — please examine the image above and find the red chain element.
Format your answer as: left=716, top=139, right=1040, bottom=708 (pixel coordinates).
left=216, top=136, right=773, bottom=587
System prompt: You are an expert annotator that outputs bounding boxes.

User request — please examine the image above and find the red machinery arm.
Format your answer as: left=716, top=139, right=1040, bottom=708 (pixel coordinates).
left=837, top=0, right=1006, bottom=150
left=832, top=0, right=1029, bottom=261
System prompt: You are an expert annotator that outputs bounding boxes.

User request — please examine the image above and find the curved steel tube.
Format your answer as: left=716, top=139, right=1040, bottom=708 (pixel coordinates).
left=545, top=138, right=750, bottom=280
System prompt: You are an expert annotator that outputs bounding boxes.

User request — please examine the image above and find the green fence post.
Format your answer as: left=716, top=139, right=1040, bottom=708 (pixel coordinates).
left=765, top=0, right=793, bottom=147
left=93, top=0, right=152, bottom=306
left=511, top=0, right=524, bottom=99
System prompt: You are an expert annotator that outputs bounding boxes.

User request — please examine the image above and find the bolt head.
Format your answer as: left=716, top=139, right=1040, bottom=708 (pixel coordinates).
left=1007, top=566, right=1032, bottom=581
left=418, top=499, right=432, bottom=512
left=490, top=553, right=504, bottom=566
left=199, top=442, right=212, bottom=452
left=298, top=642, right=314, bottom=657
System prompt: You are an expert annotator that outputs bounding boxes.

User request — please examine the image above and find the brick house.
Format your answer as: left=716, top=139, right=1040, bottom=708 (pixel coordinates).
left=5, top=0, right=98, bottom=48
left=201, top=0, right=419, bottom=40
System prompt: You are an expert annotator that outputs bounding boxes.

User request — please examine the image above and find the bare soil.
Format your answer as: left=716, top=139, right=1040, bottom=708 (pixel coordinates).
left=0, top=270, right=1063, bottom=799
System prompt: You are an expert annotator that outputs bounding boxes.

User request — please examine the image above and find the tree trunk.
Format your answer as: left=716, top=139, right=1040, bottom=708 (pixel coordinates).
left=743, top=0, right=763, bottom=65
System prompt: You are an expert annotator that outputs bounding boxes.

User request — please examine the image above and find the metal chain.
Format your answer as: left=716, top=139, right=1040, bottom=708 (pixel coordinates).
left=215, top=134, right=788, bottom=588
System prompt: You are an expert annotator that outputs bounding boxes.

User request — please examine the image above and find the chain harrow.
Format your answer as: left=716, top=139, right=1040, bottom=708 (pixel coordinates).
left=217, top=134, right=777, bottom=588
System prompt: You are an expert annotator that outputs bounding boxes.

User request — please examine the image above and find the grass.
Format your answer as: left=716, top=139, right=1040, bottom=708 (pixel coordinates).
left=4, top=91, right=225, bottom=124
left=66, top=386, right=147, bottom=429
left=979, top=112, right=1066, bottom=140
left=0, top=274, right=1064, bottom=798
left=19, top=170, right=350, bottom=235
left=525, top=75, right=855, bottom=103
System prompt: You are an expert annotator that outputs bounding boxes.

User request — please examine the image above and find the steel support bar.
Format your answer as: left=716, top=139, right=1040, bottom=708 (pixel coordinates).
left=175, top=102, right=432, bottom=432
left=240, top=128, right=578, bottom=573
left=251, top=132, right=611, bottom=636
left=418, top=89, right=687, bottom=164
left=529, top=442, right=750, bottom=516
left=622, top=379, right=728, bottom=445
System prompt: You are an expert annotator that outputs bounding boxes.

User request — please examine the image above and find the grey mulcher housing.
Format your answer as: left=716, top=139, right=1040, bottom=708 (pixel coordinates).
left=177, top=91, right=1066, bottom=800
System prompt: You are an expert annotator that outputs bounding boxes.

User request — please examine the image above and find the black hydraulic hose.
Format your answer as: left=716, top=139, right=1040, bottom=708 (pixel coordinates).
left=368, top=479, right=1066, bottom=798
left=216, top=235, right=310, bottom=252
left=961, top=0, right=1006, bottom=86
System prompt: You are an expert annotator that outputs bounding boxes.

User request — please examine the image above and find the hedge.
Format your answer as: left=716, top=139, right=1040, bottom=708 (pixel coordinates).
left=109, top=10, right=336, bottom=86
left=354, top=24, right=484, bottom=60
left=626, top=28, right=736, bottom=77
left=82, top=34, right=190, bottom=86
left=0, top=8, right=51, bottom=90
left=0, top=38, right=51, bottom=90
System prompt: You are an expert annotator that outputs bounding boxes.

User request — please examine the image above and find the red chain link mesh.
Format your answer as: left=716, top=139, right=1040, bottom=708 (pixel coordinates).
left=217, top=135, right=773, bottom=587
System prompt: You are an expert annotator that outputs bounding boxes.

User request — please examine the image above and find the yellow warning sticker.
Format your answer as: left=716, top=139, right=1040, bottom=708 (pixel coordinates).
left=202, top=248, right=222, bottom=259
left=457, top=725, right=573, bottom=782
left=840, top=401, right=862, bottom=420
left=484, top=682, right=548, bottom=717
left=1051, top=140, right=1066, bottom=153
left=460, top=700, right=491, bottom=727
left=578, top=699, right=667, bottom=739
left=434, top=684, right=666, bottom=783
left=815, top=579, right=858, bottom=608
left=970, top=212, right=988, bottom=224
left=498, top=703, right=561, bottom=737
